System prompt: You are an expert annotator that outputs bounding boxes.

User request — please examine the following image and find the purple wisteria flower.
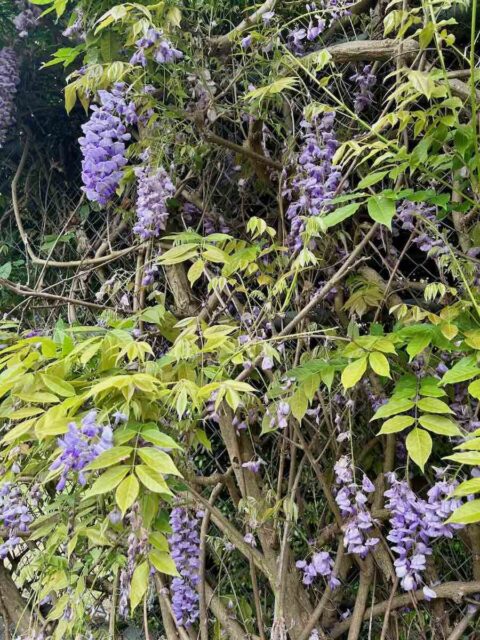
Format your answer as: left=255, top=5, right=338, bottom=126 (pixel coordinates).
left=296, top=550, right=340, bottom=589
left=168, top=507, right=201, bottom=627
left=13, top=0, right=40, bottom=38
left=130, top=28, right=183, bottom=67
left=119, top=503, right=149, bottom=617
left=283, top=112, right=342, bottom=251
left=62, top=9, right=85, bottom=40
left=79, top=83, right=137, bottom=206
left=334, top=456, right=379, bottom=557
left=0, top=482, right=32, bottom=558
left=350, top=64, right=377, bottom=113
left=0, top=48, right=20, bottom=147
left=396, top=201, right=447, bottom=257
left=133, top=165, right=175, bottom=239
left=50, top=411, right=113, bottom=491
left=384, top=473, right=463, bottom=592
left=242, top=459, right=264, bottom=473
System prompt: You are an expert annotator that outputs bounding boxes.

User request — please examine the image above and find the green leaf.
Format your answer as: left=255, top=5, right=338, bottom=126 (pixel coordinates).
left=245, top=77, right=298, bottom=101
left=377, top=415, right=415, bottom=435
left=444, top=452, right=480, bottom=465
left=454, top=437, right=480, bottom=451
left=405, top=428, right=432, bottom=471
left=416, top=397, right=453, bottom=414
left=408, top=70, right=435, bottom=99
left=371, top=398, right=415, bottom=420
left=341, top=356, right=368, bottom=389
left=369, top=352, right=391, bottom=378
left=468, top=378, right=480, bottom=399
left=141, top=427, right=182, bottom=450
left=41, top=375, right=75, bottom=398
left=367, top=196, right=396, bottom=230
left=453, top=478, right=480, bottom=497
left=440, top=356, right=480, bottom=385
left=418, top=415, right=461, bottom=437
left=290, top=390, right=308, bottom=421
left=149, top=549, right=179, bottom=577
left=116, top=475, right=139, bottom=515
left=86, top=446, right=133, bottom=471
left=187, top=260, right=204, bottom=285
left=135, top=465, right=173, bottom=495
left=137, top=448, right=182, bottom=477
left=85, top=466, right=129, bottom=498
left=446, top=499, right=480, bottom=525
left=130, top=561, right=149, bottom=612
left=358, top=171, right=388, bottom=189
left=0, top=262, right=12, bottom=278
left=318, top=202, right=361, bottom=231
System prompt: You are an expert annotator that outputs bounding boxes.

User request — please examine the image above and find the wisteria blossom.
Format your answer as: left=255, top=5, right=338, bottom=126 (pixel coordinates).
left=169, top=507, right=201, bottom=626
left=0, top=482, right=32, bottom=558
left=283, top=112, right=342, bottom=250
left=50, top=411, right=113, bottom=491
left=130, top=28, right=183, bottom=67
left=385, top=472, right=463, bottom=593
left=334, top=456, right=379, bottom=556
left=0, top=48, right=20, bottom=147
left=133, top=165, right=175, bottom=239
left=79, top=83, right=137, bottom=205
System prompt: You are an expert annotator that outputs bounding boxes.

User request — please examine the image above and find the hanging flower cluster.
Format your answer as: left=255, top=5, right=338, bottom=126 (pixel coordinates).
left=350, top=64, right=377, bottom=113
left=168, top=507, right=201, bottom=627
left=0, top=48, right=20, bottom=147
left=0, top=482, right=32, bottom=558
left=119, top=504, right=149, bottom=617
left=283, top=112, right=342, bottom=251
left=385, top=472, right=463, bottom=595
left=334, top=456, right=379, bottom=556
left=130, top=28, right=183, bottom=67
left=79, top=83, right=137, bottom=206
left=13, top=0, right=40, bottom=38
left=286, top=1, right=351, bottom=54
left=50, top=410, right=113, bottom=491
left=133, top=165, right=175, bottom=239
left=62, top=9, right=85, bottom=40
left=396, top=200, right=448, bottom=257
left=296, top=551, right=340, bottom=589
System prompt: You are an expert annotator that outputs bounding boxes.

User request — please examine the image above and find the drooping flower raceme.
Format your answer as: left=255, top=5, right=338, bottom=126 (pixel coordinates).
left=283, top=112, right=342, bottom=251
left=133, top=165, right=175, bottom=239
left=50, top=410, right=113, bottom=491
left=0, top=48, right=20, bottom=147
left=130, top=28, right=183, bottom=67
left=396, top=200, right=447, bottom=257
left=168, top=507, right=201, bottom=627
left=334, top=456, right=379, bottom=557
left=296, top=550, right=340, bottom=589
left=350, top=64, right=377, bottom=113
left=13, top=0, right=40, bottom=38
left=384, top=473, right=463, bottom=595
left=79, top=83, right=137, bottom=206
left=0, top=482, right=32, bottom=558
left=119, top=503, right=149, bottom=617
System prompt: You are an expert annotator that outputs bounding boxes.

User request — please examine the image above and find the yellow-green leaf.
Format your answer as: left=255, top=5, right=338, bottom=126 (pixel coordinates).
left=130, top=561, right=149, bottom=611
left=149, top=549, right=179, bottom=577
left=85, top=466, right=129, bottom=498
left=418, top=415, right=461, bottom=437
left=446, top=499, right=480, bottom=525
left=135, top=465, right=173, bottom=495
left=341, top=356, right=368, bottom=390
left=377, top=415, right=414, bottom=435
left=405, top=427, right=432, bottom=471
left=116, top=474, right=139, bottom=515
left=369, top=352, right=391, bottom=378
